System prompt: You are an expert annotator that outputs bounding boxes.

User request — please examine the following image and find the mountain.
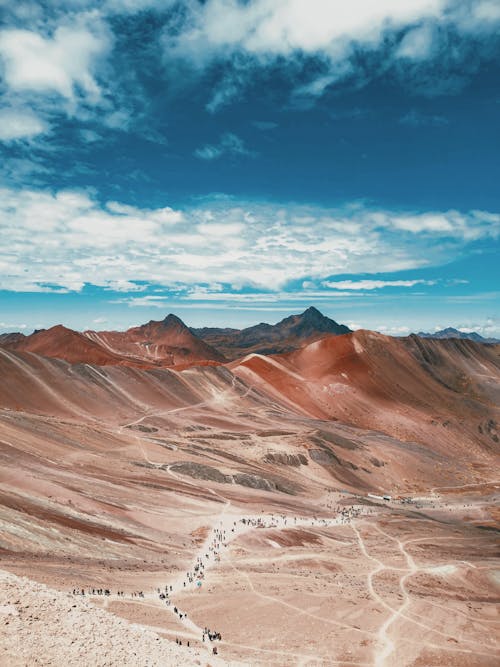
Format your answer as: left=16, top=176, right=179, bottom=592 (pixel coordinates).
left=0, top=315, right=225, bottom=368
left=1, top=330, right=498, bottom=490
left=231, top=330, right=500, bottom=458
left=84, top=314, right=226, bottom=366
left=192, top=306, right=351, bottom=360
left=0, top=332, right=26, bottom=346
left=0, top=325, right=134, bottom=366
left=1, top=322, right=498, bottom=665
left=417, top=327, right=499, bottom=344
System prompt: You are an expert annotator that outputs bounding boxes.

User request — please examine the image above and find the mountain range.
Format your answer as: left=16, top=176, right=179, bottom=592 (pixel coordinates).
left=1, top=309, right=497, bottom=370
left=0, top=307, right=351, bottom=368
left=1, top=304, right=499, bottom=666
left=416, top=326, right=499, bottom=344
left=191, top=306, right=351, bottom=360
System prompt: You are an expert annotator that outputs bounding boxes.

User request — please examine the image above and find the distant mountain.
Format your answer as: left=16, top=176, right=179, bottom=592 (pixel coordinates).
left=0, top=325, right=133, bottom=366
left=0, top=308, right=351, bottom=366
left=230, top=329, right=500, bottom=448
left=0, top=315, right=225, bottom=368
left=417, top=327, right=499, bottom=344
left=84, top=314, right=226, bottom=366
left=192, top=306, right=351, bottom=360
left=0, top=332, right=26, bottom=346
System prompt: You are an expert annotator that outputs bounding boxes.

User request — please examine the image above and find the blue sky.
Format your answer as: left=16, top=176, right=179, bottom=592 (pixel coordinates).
left=0, top=1, right=499, bottom=337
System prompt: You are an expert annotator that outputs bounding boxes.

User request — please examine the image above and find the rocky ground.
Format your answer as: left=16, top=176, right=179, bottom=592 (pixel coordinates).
left=0, top=342, right=498, bottom=665
left=0, top=570, right=226, bottom=666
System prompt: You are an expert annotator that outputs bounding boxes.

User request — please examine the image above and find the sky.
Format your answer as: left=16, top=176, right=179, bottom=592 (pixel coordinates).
left=0, top=0, right=499, bottom=337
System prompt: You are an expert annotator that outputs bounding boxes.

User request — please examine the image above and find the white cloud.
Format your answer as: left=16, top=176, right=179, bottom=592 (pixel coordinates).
left=159, top=1, right=500, bottom=106
left=119, top=290, right=362, bottom=307
left=468, top=317, right=500, bottom=338
left=0, top=187, right=498, bottom=294
left=0, top=322, right=28, bottom=331
left=0, top=108, right=49, bottom=141
left=205, top=68, right=250, bottom=113
left=376, top=324, right=411, bottom=335
left=431, top=317, right=500, bottom=338
left=373, top=209, right=500, bottom=240
left=0, top=17, right=111, bottom=104
left=396, top=23, right=436, bottom=60
left=165, top=1, right=446, bottom=59
left=322, top=279, right=434, bottom=290
left=79, top=128, right=102, bottom=143
left=102, top=109, right=131, bottom=130
left=292, top=74, right=340, bottom=106
left=194, top=132, right=255, bottom=160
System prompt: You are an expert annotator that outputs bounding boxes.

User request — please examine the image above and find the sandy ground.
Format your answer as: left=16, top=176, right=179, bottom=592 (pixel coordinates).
left=2, top=489, right=498, bottom=666
left=0, top=345, right=499, bottom=666
left=0, top=570, right=228, bottom=666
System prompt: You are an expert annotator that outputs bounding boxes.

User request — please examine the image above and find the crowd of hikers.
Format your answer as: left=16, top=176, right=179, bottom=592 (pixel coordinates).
left=71, top=588, right=143, bottom=598
left=70, top=503, right=365, bottom=656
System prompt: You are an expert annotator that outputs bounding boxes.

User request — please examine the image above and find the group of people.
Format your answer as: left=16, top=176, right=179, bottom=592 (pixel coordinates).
left=203, top=627, right=222, bottom=642
left=69, top=504, right=368, bottom=659
left=71, top=588, right=143, bottom=598
left=150, top=524, right=230, bottom=644
left=338, top=506, right=362, bottom=523
left=174, top=638, right=190, bottom=647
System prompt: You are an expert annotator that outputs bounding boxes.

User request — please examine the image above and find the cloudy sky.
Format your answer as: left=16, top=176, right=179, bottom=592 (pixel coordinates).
left=1, top=0, right=499, bottom=337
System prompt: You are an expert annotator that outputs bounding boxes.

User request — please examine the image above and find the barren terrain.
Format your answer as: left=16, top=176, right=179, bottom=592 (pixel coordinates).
left=0, top=329, right=499, bottom=666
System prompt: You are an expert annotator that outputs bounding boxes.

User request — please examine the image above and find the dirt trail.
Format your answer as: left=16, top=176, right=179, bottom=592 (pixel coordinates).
left=352, top=522, right=500, bottom=666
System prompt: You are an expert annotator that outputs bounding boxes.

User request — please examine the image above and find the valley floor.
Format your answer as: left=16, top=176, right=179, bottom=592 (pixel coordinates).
left=0, top=344, right=498, bottom=666
left=1, top=485, right=499, bottom=666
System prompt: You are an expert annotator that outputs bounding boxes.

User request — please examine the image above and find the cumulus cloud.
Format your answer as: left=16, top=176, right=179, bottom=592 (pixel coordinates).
left=164, top=1, right=447, bottom=60
left=1, top=0, right=497, bottom=144
left=1, top=0, right=496, bottom=153
left=0, top=108, right=49, bottom=141
left=1, top=187, right=499, bottom=294
left=160, top=0, right=500, bottom=106
left=0, top=17, right=111, bottom=104
left=194, top=132, right=255, bottom=160
left=456, top=317, right=500, bottom=338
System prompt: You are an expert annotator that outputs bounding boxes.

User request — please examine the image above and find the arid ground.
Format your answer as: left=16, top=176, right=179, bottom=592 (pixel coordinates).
left=0, top=328, right=499, bottom=666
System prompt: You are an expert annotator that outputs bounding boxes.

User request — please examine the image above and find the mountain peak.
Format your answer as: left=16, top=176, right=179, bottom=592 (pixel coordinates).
left=300, top=306, right=326, bottom=321
left=416, top=327, right=499, bottom=344
left=161, top=313, right=189, bottom=329
left=137, top=313, right=190, bottom=334
left=277, top=307, right=351, bottom=335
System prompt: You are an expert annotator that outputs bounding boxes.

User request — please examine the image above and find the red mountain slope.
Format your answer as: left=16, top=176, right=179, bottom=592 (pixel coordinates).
left=84, top=314, right=225, bottom=366
left=232, top=331, right=500, bottom=460
left=1, top=316, right=225, bottom=368
left=0, top=325, right=134, bottom=367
